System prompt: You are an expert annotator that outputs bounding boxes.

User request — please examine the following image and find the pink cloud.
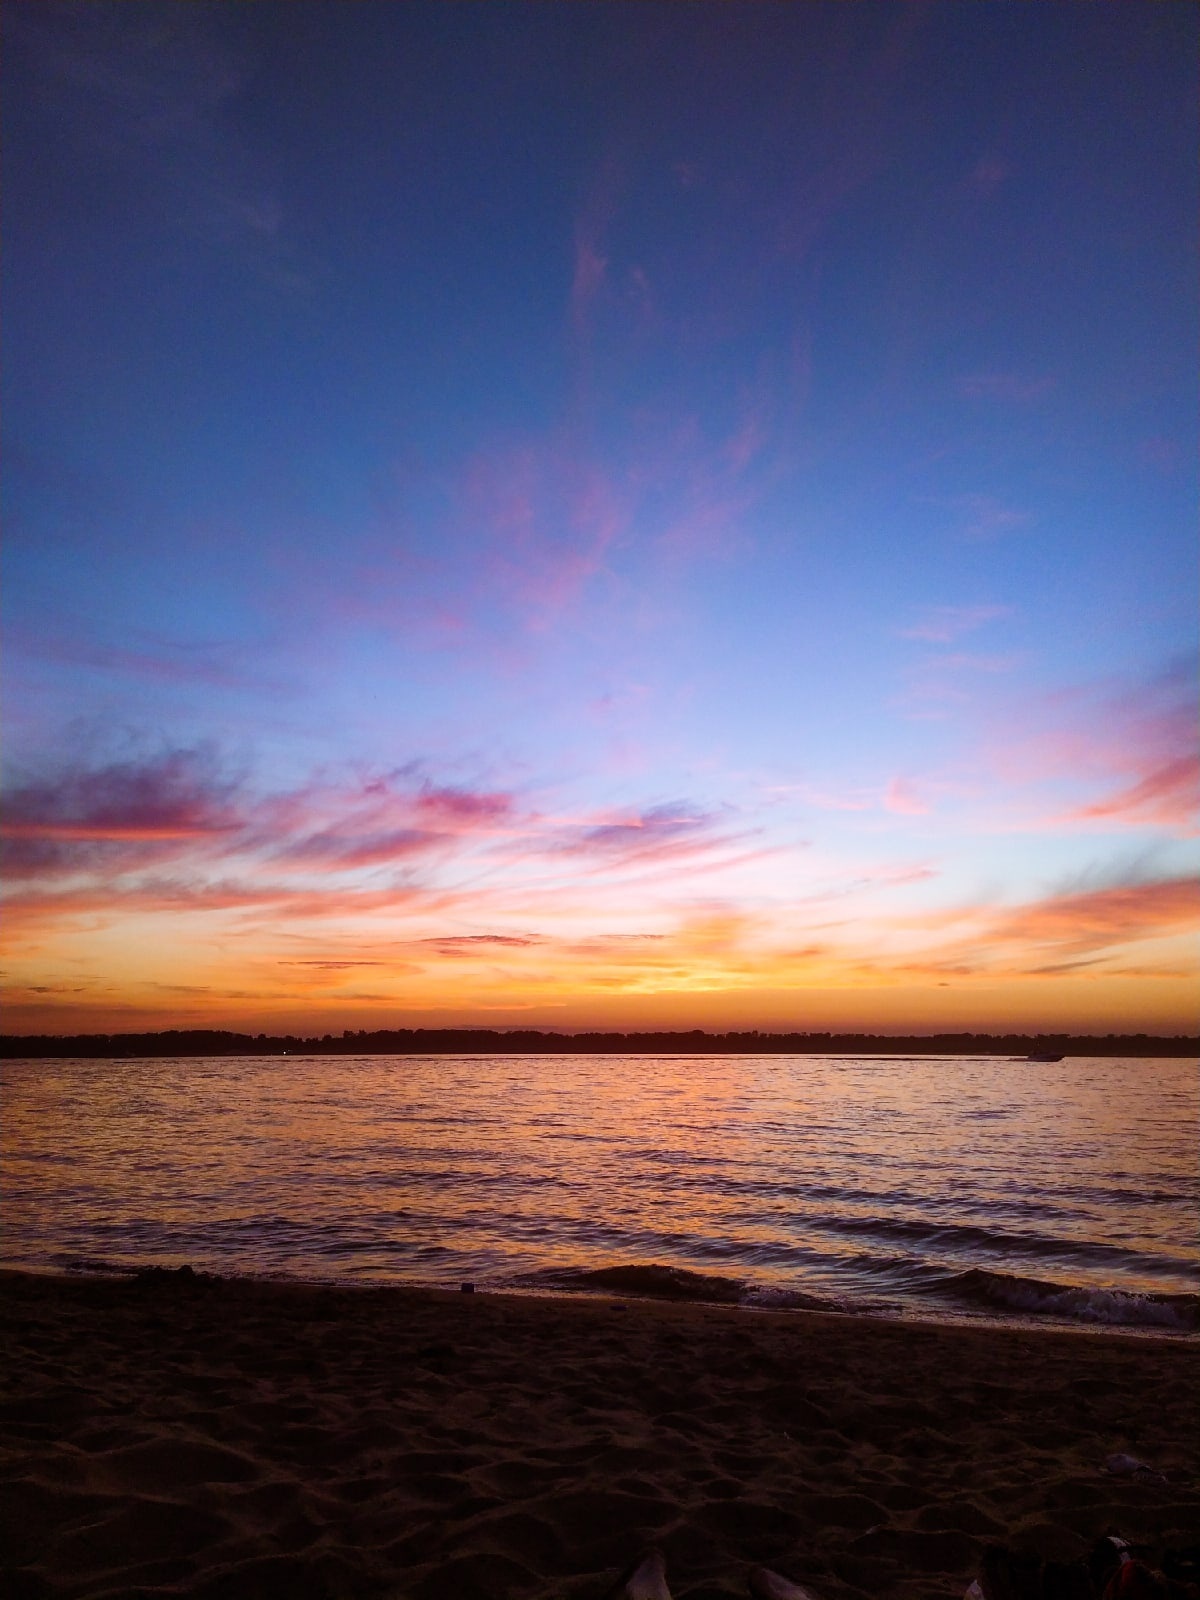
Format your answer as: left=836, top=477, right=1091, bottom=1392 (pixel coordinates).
left=772, top=7, right=920, bottom=262
left=276, top=827, right=442, bottom=871
left=626, top=402, right=770, bottom=567
left=560, top=801, right=716, bottom=858
left=414, top=785, right=513, bottom=825
left=884, top=777, right=930, bottom=816
left=571, top=237, right=606, bottom=321
left=722, top=401, right=768, bottom=475
left=14, top=629, right=281, bottom=692
left=0, top=752, right=527, bottom=914
left=261, top=772, right=518, bottom=872
left=955, top=494, right=1031, bottom=541
left=0, top=751, right=772, bottom=958
left=0, top=748, right=242, bottom=878
left=462, top=443, right=626, bottom=627
left=1065, top=753, right=1199, bottom=834
left=869, top=873, right=1200, bottom=984
left=988, top=876, right=1200, bottom=962
left=967, top=156, right=1011, bottom=195
left=956, top=372, right=1053, bottom=404
left=987, top=664, right=1198, bottom=837
left=898, top=604, right=1011, bottom=643
left=769, top=781, right=874, bottom=813
left=418, top=934, right=539, bottom=959
left=569, top=160, right=621, bottom=332
left=1137, top=436, right=1181, bottom=473
left=897, top=649, right=1022, bottom=713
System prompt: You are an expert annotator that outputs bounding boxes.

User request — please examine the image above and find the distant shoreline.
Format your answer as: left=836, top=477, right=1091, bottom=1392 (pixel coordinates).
left=2, top=1027, right=1196, bottom=1058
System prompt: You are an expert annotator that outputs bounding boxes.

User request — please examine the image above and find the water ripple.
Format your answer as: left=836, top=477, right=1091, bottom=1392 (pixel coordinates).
left=2, top=1052, right=1196, bottom=1332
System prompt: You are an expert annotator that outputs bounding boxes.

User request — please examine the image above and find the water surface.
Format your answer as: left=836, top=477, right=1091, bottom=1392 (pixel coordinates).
left=3, top=1053, right=1196, bottom=1332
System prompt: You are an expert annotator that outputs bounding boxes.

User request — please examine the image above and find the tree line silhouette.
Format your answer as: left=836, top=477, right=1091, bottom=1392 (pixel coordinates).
left=1, top=1028, right=1195, bottom=1058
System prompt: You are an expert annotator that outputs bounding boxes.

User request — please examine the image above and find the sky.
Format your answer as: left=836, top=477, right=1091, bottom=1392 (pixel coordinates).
left=2, top=2, right=1197, bottom=1037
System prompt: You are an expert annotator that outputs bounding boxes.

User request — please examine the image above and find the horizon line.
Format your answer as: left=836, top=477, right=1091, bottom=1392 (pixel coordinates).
left=3, top=1025, right=1196, bottom=1059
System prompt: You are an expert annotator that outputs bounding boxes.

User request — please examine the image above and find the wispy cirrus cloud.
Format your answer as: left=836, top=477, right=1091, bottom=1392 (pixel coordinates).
left=8, top=3, right=297, bottom=287
left=883, top=777, right=931, bottom=817
left=0, top=748, right=242, bottom=878
left=0, top=748, right=756, bottom=957
left=459, top=442, right=627, bottom=630
left=966, top=155, right=1011, bottom=196
left=0, top=750, right=520, bottom=896
left=896, top=649, right=1023, bottom=715
left=956, top=494, right=1032, bottom=541
left=908, top=877, right=1198, bottom=986
left=566, top=801, right=714, bottom=856
left=569, top=159, right=621, bottom=335
left=898, top=604, right=1011, bottom=643
left=986, top=875, right=1200, bottom=962
left=867, top=871, right=1199, bottom=985
left=956, top=371, right=1053, bottom=404
left=529, top=800, right=771, bottom=888
left=916, top=489, right=1031, bottom=543
left=1064, top=753, right=1198, bottom=835
left=259, top=774, right=517, bottom=872
left=418, top=934, right=541, bottom=959
left=12, top=628, right=285, bottom=693
left=987, top=661, right=1198, bottom=837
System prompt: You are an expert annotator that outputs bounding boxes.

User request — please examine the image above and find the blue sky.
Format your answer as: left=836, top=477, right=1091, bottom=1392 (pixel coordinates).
left=3, top=2, right=1197, bottom=1034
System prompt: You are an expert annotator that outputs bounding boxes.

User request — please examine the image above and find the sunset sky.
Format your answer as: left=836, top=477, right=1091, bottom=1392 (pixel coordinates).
left=3, top=2, right=1197, bottom=1036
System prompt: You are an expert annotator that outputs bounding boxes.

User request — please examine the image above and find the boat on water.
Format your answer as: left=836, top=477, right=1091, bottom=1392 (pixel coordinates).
left=1026, top=1052, right=1064, bottom=1062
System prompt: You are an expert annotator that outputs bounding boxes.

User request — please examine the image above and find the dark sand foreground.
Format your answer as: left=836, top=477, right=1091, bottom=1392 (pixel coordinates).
left=1, top=1271, right=1196, bottom=1599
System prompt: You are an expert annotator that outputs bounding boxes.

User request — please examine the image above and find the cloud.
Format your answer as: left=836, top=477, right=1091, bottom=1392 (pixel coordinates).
left=956, top=372, right=1053, bottom=404
left=461, top=443, right=626, bottom=628
left=873, top=872, right=1200, bottom=984
left=988, top=876, right=1200, bottom=963
left=955, top=495, right=1032, bottom=541
left=0, top=752, right=768, bottom=971
left=534, top=800, right=771, bottom=885
left=884, top=777, right=931, bottom=816
left=769, top=781, right=874, bottom=813
left=0, top=753, right=527, bottom=942
left=0, top=748, right=241, bottom=877
left=17, top=631, right=284, bottom=693
left=897, top=649, right=1022, bottom=713
left=918, top=495, right=1030, bottom=544
left=276, top=828, right=442, bottom=871
left=1066, top=754, right=1198, bottom=835
left=282, top=960, right=386, bottom=969
left=9, top=4, right=292, bottom=281
left=1137, top=436, right=1181, bottom=474
left=898, top=605, right=1011, bottom=643
left=414, top=785, right=514, bottom=825
left=570, top=159, right=621, bottom=332
left=569, top=801, right=713, bottom=855
left=967, top=156, right=1011, bottom=195
left=988, top=661, right=1199, bottom=837
left=572, top=234, right=607, bottom=325
left=722, top=400, right=769, bottom=476
left=260, top=773, right=518, bottom=873
left=418, top=934, right=540, bottom=959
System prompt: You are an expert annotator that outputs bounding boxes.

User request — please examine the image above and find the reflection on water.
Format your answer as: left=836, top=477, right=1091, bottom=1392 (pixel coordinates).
left=2, top=1053, right=1197, bottom=1330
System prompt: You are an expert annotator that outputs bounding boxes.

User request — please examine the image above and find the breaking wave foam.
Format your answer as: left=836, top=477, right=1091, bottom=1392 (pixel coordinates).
left=940, top=1266, right=1199, bottom=1330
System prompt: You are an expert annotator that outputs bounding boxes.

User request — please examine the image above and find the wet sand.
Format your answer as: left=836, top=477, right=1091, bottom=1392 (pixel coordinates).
left=1, top=1269, right=1196, bottom=1598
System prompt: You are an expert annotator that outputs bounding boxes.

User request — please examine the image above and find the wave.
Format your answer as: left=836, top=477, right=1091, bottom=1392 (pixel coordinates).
left=514, top=1261, right=855, bottom=1312
left=25, top=1248, right=1200, bottom=1333
left=515, top=1262, right=746, bottom=1302
left=510, top=1257, right=1198, bottom=1331
left=811, top=1212, right=1194, bottom=1275
left=936, top=1266, right=1199, bottom=1331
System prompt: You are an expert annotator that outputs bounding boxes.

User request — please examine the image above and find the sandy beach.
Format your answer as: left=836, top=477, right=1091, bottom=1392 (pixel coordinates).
left=1, top=1270, right=1196, bottom=1599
